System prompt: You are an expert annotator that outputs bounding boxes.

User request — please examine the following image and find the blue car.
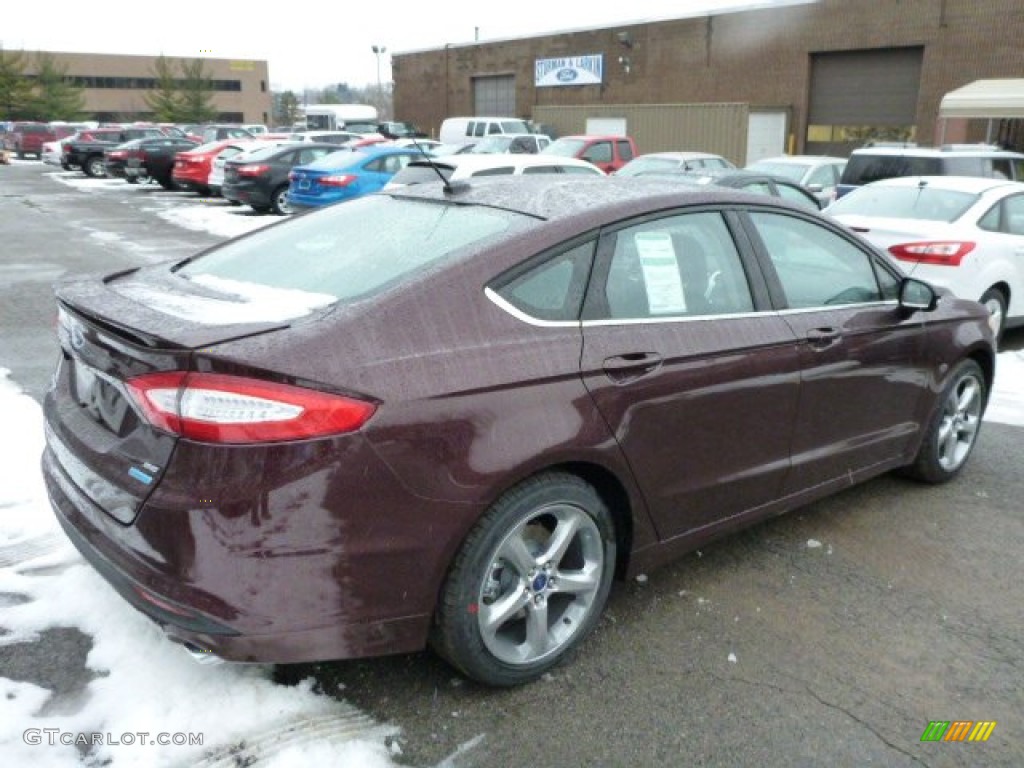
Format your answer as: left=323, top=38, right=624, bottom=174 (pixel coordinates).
left=286, top=146, right=430, bottom=210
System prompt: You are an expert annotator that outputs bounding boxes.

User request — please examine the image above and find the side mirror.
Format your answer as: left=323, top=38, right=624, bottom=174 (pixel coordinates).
left=899, top=277, right=937, bottom=312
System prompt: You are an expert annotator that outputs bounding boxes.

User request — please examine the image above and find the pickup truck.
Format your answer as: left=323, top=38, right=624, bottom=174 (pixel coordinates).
left=64, top=127, right=166, bottom=177
left=4, top=122, right=56, bottom=159
left=115, top=137, right=198, bottom=188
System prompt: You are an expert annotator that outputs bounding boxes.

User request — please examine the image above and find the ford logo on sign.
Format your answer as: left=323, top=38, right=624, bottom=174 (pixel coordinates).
left=556, top=68, right=578, bottom=83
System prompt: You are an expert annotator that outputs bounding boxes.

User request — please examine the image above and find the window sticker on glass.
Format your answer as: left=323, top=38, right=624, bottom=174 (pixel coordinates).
left=635, top=232, right=686, bottom=314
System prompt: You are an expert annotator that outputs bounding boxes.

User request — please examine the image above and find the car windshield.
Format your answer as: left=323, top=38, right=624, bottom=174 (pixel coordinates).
left=617, top=156, right=685, bottom=176
left=471, top=136, right=512, bottom=153
left=746, top=161, right=810, bottom=182
left=542, top=139, right=587, bottom=157
left=828, top=184, right=979, bottom=222
left=177, top=195, right=529, bottom=302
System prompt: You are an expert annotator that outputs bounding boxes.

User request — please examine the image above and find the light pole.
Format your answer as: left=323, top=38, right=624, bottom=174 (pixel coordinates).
left=371, top=45, right=387, bottom=120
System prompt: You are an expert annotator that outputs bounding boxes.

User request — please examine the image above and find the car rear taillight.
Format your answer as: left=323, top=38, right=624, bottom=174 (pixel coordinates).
left=318, top=174, right=357, bottom=187
left=125, top=372, right=376, bottom=444
left=237, top=164, right=270, bottom=177
left=108, top=150, right=127, bottom=159
left=887, top=241, right=976, bottom=266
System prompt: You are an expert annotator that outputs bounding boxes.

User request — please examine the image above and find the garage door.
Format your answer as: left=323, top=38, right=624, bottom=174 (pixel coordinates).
left=807, top=48, right=923, bottom=155
left=473, top=75, right=516, bottom=117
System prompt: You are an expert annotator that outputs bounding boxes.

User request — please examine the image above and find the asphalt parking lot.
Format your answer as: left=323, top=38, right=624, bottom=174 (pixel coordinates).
left=1, top=161, right=1021, bottom=767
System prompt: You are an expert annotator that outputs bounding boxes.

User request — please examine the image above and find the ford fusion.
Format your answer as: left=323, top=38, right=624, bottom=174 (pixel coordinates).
left=42, top=177, right=995, bottom=686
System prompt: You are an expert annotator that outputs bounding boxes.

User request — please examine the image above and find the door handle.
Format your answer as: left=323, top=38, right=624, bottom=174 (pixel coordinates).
left=806, top=328, right=841, bottom=348
left=602, top=352, right=663, bottom=382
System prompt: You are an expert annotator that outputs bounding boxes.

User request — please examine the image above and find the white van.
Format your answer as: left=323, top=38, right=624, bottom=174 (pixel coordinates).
left=438, top=116, right=532, bottom=147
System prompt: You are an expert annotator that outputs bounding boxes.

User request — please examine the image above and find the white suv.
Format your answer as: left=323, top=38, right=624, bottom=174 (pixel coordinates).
left=837, top=145, right=1024, bottom=198
left=384, top=154, right=605, bottom=189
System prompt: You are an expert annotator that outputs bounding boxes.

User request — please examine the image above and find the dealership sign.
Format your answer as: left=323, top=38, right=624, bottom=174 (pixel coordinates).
left=535, top=55, right=603, bottom=87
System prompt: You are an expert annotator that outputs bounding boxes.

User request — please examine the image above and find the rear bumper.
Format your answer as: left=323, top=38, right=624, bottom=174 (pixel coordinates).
left=41, top=420, right=481, bottom=664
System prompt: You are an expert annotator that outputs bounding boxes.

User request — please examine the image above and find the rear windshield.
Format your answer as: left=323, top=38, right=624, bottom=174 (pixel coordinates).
left=841, top=155, right=943, bottom=185
left=176, top=195, right=528, bottom=302
left=827, top=185, right=979, bottom=222
left=389, top=164, right=455, bottom=185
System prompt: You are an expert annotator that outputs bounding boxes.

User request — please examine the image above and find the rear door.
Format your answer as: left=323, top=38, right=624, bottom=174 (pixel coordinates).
left=579, top=208, right=802, bottom=540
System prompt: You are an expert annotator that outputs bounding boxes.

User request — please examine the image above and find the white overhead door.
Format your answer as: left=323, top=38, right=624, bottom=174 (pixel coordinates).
left=746, top=112, right=787, bottom=165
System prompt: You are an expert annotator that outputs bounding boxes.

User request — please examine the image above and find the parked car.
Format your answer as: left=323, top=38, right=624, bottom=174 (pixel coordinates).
left=64, top=127, right=167, bottom=177
left=826, top=175, right=1024, bottom=339
left=42, top=177, right=995, bottom=687
left=389, top=137, right=444, bottom=153
left=292, top=131, right=362, bottom=146
left=221, top=142, right=341, bottom=214
left=384, top=153, right=606, bottom=189
left=377, top=121, right=426, bottom=139
left=207, top=140, right=295, bottom=197
left=188, top=125, right=255, bottom=144
left=616, top=151, right=735, bottom=176
left=123, top=137, right=200, bottom=188
left=836, top=145, right=1024, bottom=199
left=241, top=124, right=269, bottom=136
left=438, top=116, right=532, bottom=147
left=41, top=139, right=66, bottom=167
left=286, top=146, right=426, bottom=211
left=4, top=122, right=56, bottom=159
left=745, top=155, right=847, bottom=206
left=653, top=168, right=824, bottom=210
left=467, top=133, right=552, bottom=154
left=540, top=135, right=639, bottom=173
left=172, top=140, right=237, bottom=195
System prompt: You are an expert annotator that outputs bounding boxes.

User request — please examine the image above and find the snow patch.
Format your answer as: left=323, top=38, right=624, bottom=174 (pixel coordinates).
left=806, top=539, right=822, bottom=549
left=156, top=202, right=278, bottom=240
left=986, top=349, right=1024, bottom=427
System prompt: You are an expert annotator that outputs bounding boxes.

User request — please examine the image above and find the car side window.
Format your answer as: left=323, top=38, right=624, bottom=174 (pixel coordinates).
left=493, top=240, right=595, bottom=322
left=522, top=165, right=561, bottom=174
left=979, top=194, right=1024, bottom=235
left=601, top=212, right=755, bottom=320
left=472, top=167, right=515, bottom=177
left=583, top=142, right=612, bottom=163
left=617, top=140, right=634, bottom=162
left=807, top=165, right=835, bottom=186
left=749, top=212, right=883, bottom=308
left=775, top=183, right=819, bottom=210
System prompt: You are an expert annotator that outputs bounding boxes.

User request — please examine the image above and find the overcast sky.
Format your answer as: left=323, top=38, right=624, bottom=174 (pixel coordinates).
left=2, top=0, right=806, bottom=92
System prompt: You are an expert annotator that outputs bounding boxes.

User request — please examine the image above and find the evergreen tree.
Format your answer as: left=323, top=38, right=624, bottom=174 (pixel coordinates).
left=0, top=48, right=32, bottom=120
left=178, top=58, right=217, bottom=123
left=275, top=90, right=301, bottom=127
left=144, top=55, right=183, bottom=122
left=29, top=52, right=84, bottom=121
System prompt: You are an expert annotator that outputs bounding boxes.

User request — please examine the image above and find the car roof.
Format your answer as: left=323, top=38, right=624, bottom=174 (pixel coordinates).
left=857, top=175, right=1022, bottom=193
left=637, top=151, right=726, bottom=160
left=750, top=155, right=845, bottom=164
left=412, top=154, right=598, bottom=172
left=850, top=145, right=1024, bottom=158
left=388, top=175, right=808, bottom=222
left=554, top=134, right=630, bottom=141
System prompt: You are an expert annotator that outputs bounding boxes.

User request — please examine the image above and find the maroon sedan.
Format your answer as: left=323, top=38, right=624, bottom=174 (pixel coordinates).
left=42, top=177, right=995, bottom=686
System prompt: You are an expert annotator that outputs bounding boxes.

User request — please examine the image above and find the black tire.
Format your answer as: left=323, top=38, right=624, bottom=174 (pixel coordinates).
left=82, top=155, right=106, bottom=178
left=61, top=162, right=72, bottom=171
left=979, top=288, right=1007, bottom=344
left=270, top=184, right=292, bottom=215
left=125, top=176, right=139, bottom=184
left=431, top=472, right=616, bottom=687
left=903, top=359, right=986, bottom=484
left=16, top=149, right=25, bottom=159
left=157, top=174, right=179, bottom=190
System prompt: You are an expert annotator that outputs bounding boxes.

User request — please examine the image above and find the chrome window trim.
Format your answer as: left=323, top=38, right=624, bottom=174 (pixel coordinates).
left=484, top=287, right=580, bottom=328
left=487, top=287, right=898, bottom=328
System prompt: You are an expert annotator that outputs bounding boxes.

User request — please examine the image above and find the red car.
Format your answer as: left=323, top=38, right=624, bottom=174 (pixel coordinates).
left=172, top=139, right=237, bottom=195
left=5, top=122, right=57, bottom=159
left=541, top=134, right=639, bottom=173
left=42, top=178, right=994, bottom=686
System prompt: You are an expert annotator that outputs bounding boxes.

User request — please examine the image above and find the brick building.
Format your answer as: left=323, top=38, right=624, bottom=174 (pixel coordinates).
left=16, top=51, right=272, bottom=124
left=392, top=0, right=1024, bottom=161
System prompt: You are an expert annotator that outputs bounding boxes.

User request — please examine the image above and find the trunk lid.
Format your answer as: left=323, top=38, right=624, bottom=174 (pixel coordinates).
left=45, top=265, right=328, bottom=525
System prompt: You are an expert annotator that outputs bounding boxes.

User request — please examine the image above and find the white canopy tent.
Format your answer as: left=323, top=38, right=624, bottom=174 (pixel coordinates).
left=938, top=79, right=1024, bottom=144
